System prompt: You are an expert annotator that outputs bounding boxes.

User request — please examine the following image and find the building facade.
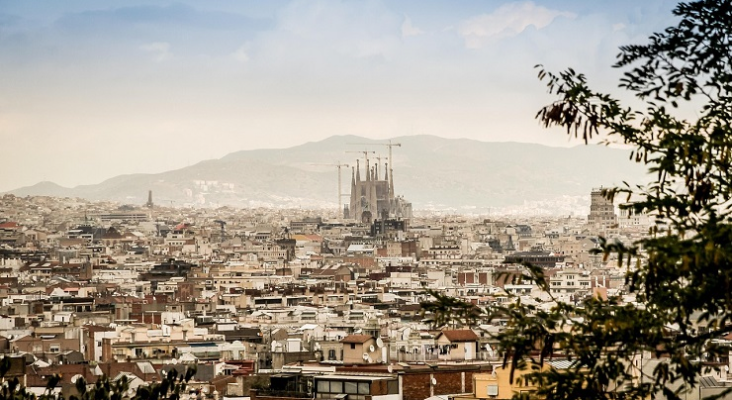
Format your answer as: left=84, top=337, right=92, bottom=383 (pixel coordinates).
left=348, top=159, right=412, bottom=224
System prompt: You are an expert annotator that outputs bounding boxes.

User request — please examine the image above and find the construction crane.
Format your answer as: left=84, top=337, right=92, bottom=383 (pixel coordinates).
left=311, top=162, right=350, bottom=212
left=160, top=199, right=177, bottom=208
left=347, top=140, right=402, bottom=170
left=345, top=150, right=375, bottom=163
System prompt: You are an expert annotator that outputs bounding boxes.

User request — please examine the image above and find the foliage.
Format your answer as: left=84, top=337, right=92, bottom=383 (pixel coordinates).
left=130, top=367, right=197, bottom=400
left=68, top=375, right=129, bottom=400
left=420, top=287, right=483, bottom=329
left=0, top=357, right=196, bottom=400
left=491, top=1, right=732, bottom=400
left=72, top=367, right=197, bottom=400
left=0, top=357, right=59, bottom=400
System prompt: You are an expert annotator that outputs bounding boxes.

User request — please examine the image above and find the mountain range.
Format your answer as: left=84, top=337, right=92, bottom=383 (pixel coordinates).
left=7, top=135, right=649, bottom=212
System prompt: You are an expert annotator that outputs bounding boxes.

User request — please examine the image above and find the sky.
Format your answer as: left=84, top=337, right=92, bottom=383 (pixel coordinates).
left=0, top=0, right=680, bottom=192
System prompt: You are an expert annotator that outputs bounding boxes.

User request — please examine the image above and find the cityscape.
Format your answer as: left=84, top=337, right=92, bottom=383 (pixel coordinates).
left=1, top=1, right=728, bottom=400
left=0, top=152, right=654, bottom=399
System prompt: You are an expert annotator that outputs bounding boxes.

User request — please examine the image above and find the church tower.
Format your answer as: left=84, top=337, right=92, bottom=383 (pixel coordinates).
left=347, top=153, right=409, bottom=224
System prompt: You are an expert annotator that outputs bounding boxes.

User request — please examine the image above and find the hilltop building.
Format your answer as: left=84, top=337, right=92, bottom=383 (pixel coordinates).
left=348, top=159, right=412, bottom=224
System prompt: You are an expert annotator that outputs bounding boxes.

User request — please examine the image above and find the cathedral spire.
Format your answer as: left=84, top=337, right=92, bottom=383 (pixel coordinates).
left=389, top=167, right=395, bottom=200
left=356, top=159, right=360, bottom=182
left=370, top=166, right=378, bottom=217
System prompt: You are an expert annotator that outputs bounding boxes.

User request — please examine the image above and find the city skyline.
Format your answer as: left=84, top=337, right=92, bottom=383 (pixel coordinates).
left=1, top=0, right=678, bottom=192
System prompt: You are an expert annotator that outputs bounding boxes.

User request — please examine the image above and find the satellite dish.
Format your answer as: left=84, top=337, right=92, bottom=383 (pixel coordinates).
left=70, top=374, right=83, bottom=384
left=376, top=338, right=384, bottom=348
left=367, top=356, right=373, bottom=364
left=369, top=344, right=376, bottom=352
left=387, top=365, right=393, bottom=373
left=362, top=353, right=369, bottom=361
left=431, top=377, right=437, bottom=386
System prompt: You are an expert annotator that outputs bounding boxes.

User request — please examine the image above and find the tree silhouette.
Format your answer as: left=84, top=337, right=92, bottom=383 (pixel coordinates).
left=420, top=288, right=483, bottom=329
left=0, top=357, right=197, bottom=400
left=494, top=1, right=732, bottom=400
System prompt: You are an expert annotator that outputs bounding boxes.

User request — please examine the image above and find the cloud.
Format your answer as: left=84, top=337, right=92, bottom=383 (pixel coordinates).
left=401, top=16, right=423, bottom=37
left=140, top=41, right=171, bottom=62
left=459, top=1, right=576, bottom=48
left=232, top=44, right=250, bottom=63
left=55, top=4, right=267, bottom=32
left=253, top=0, right=403, bottom=64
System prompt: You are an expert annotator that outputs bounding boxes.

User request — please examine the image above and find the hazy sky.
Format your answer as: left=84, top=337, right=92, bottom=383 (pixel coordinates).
left=0, top=0, right=678, bottom=192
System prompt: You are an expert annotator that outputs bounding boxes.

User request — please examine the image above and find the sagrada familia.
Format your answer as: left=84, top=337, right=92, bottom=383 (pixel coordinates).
left=346, top=158, right=412, bottom=223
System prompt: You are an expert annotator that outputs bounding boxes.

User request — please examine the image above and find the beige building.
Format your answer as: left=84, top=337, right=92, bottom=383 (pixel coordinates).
left=435, top=329, right=479, bottom=361
left=458, top=364, right=548, bottom=400
left=549, top=269, right=592, bottom=295
left=341, top=334, right=382, bottom=364
left=588, top=188, right=617, bottom=232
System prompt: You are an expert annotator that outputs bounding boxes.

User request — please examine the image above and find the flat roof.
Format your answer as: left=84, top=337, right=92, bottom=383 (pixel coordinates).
left=315, top=375, right=394, bottom=381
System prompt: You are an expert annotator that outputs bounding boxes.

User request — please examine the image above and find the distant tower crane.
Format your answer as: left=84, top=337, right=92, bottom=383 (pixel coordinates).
left=160, top=199, right=176, bottom=208
left=345, top=150, right=376, bottom=164
left=311, top=162, right=350, bottom=212
left=347, top=140, right=402, bottom=170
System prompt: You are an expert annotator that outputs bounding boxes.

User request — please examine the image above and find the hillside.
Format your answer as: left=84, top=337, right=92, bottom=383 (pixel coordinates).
left=8, top=135, right=648, bottom=211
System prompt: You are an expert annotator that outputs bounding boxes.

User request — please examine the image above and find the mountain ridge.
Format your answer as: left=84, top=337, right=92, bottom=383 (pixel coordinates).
left=7, top=135, right=648, bottom=211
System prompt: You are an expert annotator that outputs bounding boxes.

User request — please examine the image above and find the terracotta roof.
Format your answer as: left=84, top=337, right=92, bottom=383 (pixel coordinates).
left=439, top=329, right=479, bottom=342
left=341, top=335, right=374, bottom=344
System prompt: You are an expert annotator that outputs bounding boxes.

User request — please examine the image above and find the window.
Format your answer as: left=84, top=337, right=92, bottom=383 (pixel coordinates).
left=328, top=349, right=337, bottom=360
left=387, top=380, right=399, bottom=394
left=345, top=382, right=358, bottom=394
left=487, top=385, right=499, bottom=396
left=350, top=343, right=356, bottom=349
left=358, top=382, right=369, bottom=394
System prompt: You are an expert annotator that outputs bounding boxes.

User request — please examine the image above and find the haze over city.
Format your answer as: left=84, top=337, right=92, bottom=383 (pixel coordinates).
left=3, top=1, right=730, bottom=399
left=1, top=0, right=678, bottom=193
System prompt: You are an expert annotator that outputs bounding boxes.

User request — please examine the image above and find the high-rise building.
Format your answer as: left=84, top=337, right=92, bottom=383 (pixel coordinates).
left=588, top=188, right=616, bottom=230
left=145, top=190, right=154, bottom=208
